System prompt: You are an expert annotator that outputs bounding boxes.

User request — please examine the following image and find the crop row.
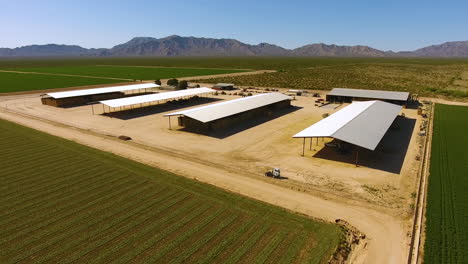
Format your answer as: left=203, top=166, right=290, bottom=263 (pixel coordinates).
left=0, top=118, right=341, bottom=263
left=424, top=104, right=468, bottom=263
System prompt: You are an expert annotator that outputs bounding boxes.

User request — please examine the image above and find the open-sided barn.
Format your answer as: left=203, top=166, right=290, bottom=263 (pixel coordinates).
left=293, top=100, right=402, bottom=163
left=98, top=87, right=215, bottom=113
left=41, top=83, right=159, bottom=107
left=326, top=88, right=410, bottom=105
left=165, top=93, right=292, bottom=133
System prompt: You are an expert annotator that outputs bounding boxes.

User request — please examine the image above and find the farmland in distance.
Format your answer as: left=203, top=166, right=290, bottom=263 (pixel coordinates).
left=0, top=65, right=246, bottom=93
left=0, top=118, right=341, bottom=264
left=5, top=65, right=247, bottom=81
left=0, top=72, right=124, bottom=93
left=424, top=104, right=468, bottom=263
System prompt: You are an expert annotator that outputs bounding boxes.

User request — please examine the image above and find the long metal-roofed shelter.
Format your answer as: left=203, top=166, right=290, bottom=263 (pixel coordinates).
left=41, top=83, right=159, bottom=107
left=326, top=88, right=410, bottom=105
left=97, top=87, right=215, bottom=114
left=165, top=92, right=292, bottom=131
left=293, top=100, right=402, bottom=157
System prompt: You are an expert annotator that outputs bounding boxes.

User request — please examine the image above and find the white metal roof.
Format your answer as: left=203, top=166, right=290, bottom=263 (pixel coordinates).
left=100, top=87, right=215, bottom=108
left=47, top=83, right=159, bottom=99
left=293, top=101, right=402, bottom=150
left=328, top=88, right=409, bottom=101
left=165, top=92, right=291, bottom=123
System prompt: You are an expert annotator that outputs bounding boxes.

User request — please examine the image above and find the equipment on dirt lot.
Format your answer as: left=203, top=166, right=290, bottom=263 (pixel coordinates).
left=118, top=135, right=132, bottom=141
left=265, top=168, right=281, bottom=178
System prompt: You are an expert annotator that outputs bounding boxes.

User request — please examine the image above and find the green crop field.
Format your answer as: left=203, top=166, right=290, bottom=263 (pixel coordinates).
left=0, top=118, right=341, bottom=264
left=6, top=65, right=247, bottom=81
left=0, top=72, right=124, bottom=93
left=0, top=65, right=246, bottom=93
left=424, top=104, right=468, bottom=263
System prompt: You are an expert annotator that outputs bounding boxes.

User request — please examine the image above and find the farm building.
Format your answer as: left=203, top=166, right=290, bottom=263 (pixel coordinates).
left=165, top=92, right=292, bottom=132
left=98, top=87, right=215, bottom=114
left=41, top=83, right=159, bottom=107
left=326, top=88, right=410, bottom=105
left=212, top=83, right=235, bottom=90
left=293, top=100, right=402, bottom=162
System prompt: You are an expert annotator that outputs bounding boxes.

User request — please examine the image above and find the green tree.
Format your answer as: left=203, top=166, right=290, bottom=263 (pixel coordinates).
left=154, top=79, right=161, bottom=85
left=167, top=78, right=179, bottom=86
left=177, top=80, right=188, bottom=90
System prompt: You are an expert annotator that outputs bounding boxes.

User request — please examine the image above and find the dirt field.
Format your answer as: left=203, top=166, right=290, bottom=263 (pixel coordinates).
left=0, top=89, right=423, bottom=210
left=0, top=88, right=425, bottom=263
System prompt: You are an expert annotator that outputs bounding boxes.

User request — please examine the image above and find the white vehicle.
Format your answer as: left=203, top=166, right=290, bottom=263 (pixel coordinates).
left=265, top=168, right=281, bottom=178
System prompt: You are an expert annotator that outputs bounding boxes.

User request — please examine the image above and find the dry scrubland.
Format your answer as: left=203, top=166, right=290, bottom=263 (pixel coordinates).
left=199, top=63, right=468, bottom=98
left=424, top=104, right=468, bottom=263
left=0, top=118, right=341, bottom=264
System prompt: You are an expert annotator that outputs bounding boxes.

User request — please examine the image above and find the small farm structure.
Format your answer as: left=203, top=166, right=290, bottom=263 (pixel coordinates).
left=293, top=100, right=402, bottom=164
left=326, top=88, right=409, bottom=105
left=165, top=93, right=292, bottom=132
left=213, top=83, right=235, bottom=90
left=98, top=87, right=215, bottom=114
left=41, top=83, right=159, bottom=107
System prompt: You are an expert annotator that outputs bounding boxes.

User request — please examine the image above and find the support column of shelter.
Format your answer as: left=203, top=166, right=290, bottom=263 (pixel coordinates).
left=302, top=138, right=305, bottom=156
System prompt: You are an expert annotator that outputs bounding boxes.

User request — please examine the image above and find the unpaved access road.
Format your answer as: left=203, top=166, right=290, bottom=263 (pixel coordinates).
left=0, top=108, right=408, bottom=264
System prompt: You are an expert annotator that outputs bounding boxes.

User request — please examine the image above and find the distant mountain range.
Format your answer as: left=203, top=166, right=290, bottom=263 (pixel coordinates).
left=1, top=35, right=468, bottom=57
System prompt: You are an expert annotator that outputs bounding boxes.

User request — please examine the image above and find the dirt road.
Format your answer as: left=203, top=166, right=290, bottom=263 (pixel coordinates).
left=0, top=108, right=408, bottom=264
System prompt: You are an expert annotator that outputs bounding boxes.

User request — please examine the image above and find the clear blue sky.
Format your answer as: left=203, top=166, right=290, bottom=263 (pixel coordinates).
left=2, top=0, right=467, bottom=51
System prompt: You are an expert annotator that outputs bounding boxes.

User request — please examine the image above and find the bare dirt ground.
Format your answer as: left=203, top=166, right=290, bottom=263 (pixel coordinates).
left=0, top=87, right=428, bottom=264
left=419, top=96, right=468, bottom=106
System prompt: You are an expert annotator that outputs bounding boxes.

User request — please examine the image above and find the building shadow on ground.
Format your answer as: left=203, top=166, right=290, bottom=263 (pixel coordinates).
left=102, top=97, right=224, bottom=120
left=313, top=116, right=416, bottom=174
left=179, top=106, right=303, bottom=139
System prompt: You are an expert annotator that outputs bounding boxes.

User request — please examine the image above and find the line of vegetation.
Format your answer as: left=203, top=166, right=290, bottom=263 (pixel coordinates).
left=0, top=118, right=341, bottom=263
left=1, top=57, right=468, bottom=70
left=424, top=104, right=468, bottom=263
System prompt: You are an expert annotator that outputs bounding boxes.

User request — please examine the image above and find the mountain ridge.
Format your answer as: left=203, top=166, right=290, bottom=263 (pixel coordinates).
left=1, top=36, right=468, bottom=57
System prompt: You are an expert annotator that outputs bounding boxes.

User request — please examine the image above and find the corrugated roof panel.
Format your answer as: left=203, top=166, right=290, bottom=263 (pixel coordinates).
left=47, top=83, right=159, bottom=99
left=100, top=87, right=215, bottom=108
left=328, top=88, right=409, bottom=101
left=293, top=101, right=402, bottom=150
left=165, top=92, right=291, bottom=123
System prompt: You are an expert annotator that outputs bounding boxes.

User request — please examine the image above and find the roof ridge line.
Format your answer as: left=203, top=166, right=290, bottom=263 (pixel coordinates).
left=330, top=101, right=377, bottom=137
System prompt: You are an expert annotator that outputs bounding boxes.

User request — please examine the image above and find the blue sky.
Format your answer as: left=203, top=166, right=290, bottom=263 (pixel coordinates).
left=2, top=0, right=467, bottom=51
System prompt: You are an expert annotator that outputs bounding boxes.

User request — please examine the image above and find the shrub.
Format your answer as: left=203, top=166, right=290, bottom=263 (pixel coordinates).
left=177, top=80, right=188, bottom=90
left=167, top=78, right=179, bottom=86
left=154, top=79, right=162, bottom=85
